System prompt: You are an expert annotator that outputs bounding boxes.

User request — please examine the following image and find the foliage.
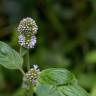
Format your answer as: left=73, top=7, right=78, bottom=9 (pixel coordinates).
left=0, top=41, right=23, bottom=69
left=0, top=0, right=96, bottom=95
left=36, top=68, right=88, bottom=96
left=0, top=41, right=88, bottom=96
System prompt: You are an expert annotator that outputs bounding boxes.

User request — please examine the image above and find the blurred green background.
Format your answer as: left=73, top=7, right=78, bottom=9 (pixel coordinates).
left=0, top=0, right=96, bottom=96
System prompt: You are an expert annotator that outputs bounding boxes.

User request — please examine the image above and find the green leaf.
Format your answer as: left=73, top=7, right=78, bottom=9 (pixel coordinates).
left=0, top=41, right=23, bottom=69
left=36, top=68, right=89, bottom=96
left=20, top=47, right=28, bottom=56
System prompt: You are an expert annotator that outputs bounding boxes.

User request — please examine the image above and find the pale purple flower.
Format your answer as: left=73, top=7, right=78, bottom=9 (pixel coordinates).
left=18, top=34, right=25, bottom=46
left=27, top=36, right=37, bottom=49
left=18, top=35, right=37, bottom=49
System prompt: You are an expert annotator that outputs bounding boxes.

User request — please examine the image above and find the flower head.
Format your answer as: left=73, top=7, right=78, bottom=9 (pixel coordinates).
left=17, top=17, right=38, bottom=49
left=22, top=65, right=40, bottom=89
left=18, top=17, right=38, bottom=36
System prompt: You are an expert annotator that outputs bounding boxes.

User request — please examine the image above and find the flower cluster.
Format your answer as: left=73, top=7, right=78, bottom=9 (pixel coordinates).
left=17, top=17, right=38, bottom=49
left=22, top=65, right=40, bottom=89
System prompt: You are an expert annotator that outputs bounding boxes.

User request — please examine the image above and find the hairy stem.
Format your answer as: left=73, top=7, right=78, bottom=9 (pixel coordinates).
left=26, top=50, right=30, bottom=71
left=19, top=68, right=25, bottom=76
left=20, top=47, right=33, bottom=96
left=28, top=82, right=33, bottom=96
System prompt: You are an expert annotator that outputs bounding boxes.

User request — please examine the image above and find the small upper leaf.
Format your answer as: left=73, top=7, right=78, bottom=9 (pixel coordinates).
left=20, top=47, right=28, bottom=56
left=0, top=41, right=23, bottom=69
left=36, top=68, right=89, bottom=96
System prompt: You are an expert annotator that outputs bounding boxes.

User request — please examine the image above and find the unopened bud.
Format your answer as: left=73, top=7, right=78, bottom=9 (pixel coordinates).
left=18, top=17, right=38, bottom=36
left=22, top=65, right=40, bottom=89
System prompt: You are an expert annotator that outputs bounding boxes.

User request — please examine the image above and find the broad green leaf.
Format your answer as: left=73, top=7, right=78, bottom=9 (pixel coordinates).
left=59, top=84, right=89, bottom=96
left=37, top=68, right=77, bottom=85
left=0, top=41, right=23, bottom=69
left=36, top=68, right=89, bottom=96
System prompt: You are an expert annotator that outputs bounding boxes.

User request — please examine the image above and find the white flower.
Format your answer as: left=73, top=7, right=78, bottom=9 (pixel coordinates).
left=22, top=65, right=40, bottom=89
left=18, top=17, right=38, bottom=36
left=33, top=64, right=38, bottom=70
left=17, top=17, right=38, bottom=49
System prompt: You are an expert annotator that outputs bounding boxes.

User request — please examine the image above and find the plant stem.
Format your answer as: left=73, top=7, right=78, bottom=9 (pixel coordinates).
left=20, top=47, right=22, bottom=55
left=20, top=47, right=33, bottom=96
left=28, top=82, right=33, bottom=96
left=26, top=50, right=30, bottom=71
left=20, top=47, right=30, bottom=71
left=19, top=68, right=25, bottom=76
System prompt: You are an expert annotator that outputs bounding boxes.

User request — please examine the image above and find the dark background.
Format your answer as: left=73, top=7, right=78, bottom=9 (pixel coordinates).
left=0, top=0, right=96, bottom=96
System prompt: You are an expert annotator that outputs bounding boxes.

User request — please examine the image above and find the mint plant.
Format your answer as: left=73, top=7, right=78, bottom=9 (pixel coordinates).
left=0, top=17, right=89, bottom=96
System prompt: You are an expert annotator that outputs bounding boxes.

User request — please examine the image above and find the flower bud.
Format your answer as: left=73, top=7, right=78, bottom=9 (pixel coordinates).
left=18, top=17, right=38, bottom=36
left=22, top=65, right=40, bottom=89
